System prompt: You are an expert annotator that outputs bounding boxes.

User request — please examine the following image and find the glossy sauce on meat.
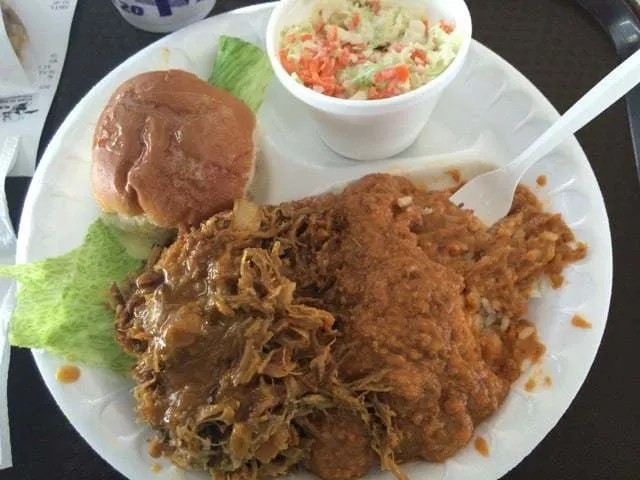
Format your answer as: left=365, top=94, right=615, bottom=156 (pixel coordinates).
left=115, top=174, right=586, bottom=480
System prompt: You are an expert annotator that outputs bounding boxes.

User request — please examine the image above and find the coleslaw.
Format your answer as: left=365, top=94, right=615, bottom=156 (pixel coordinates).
left=279, top=0, right=462, bottom=100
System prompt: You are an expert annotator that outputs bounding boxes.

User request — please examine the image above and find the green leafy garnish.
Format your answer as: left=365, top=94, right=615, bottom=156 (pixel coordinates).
left=0, top=219, right=142, bottom=373
left=208, top=35, right=274, bottom=112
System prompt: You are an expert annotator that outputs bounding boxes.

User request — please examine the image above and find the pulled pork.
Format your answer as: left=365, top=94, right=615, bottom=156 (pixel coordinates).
left=115, top=174, right=586, bottom=480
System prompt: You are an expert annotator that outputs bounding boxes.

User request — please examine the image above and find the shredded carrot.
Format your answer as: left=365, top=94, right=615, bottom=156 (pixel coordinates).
left=321, top=38, right=338, bottom=53
left=351, top=12, right=361, bottom=29
left=313, top=75, right=338, bottom=96
left=375, top=68, right=395, bottom=82
left=439, top=20, right=454, bottom=34
left=375, top=65, right=410, bottom=84
left=320, top=57, right=336, bottom=76
left=336, top=52, right=349, bottom=68
left=279, top=49, right=296, bottom=74
left=300, top=32, right=312, bottom=41
left=412, top=49, right=429, bottom=64
left=326, top=24, right=338, bottom=42
left=394, top=65, right=410, bottom=82
left=298, top=71, right=313, bottom=84
left=289, top=48, right=341, bottom=96
left=309, top=58, right=321, bottom=77
left=384, top=78, right=399, bottom=95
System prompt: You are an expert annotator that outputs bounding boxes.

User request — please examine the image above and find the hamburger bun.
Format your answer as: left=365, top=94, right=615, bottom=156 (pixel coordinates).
left=91, top=69, right=256, bottom=232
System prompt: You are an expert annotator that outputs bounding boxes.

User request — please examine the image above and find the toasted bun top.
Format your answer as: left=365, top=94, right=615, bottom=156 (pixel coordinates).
left=91, top=69, right=256, bottom=228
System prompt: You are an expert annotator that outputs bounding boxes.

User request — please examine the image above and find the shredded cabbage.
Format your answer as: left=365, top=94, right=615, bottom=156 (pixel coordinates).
left=279, top=0, right=462, bottom=99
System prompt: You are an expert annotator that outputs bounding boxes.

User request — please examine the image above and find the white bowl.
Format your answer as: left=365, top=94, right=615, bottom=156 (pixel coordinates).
left=266, top=0, right=473, bottom=160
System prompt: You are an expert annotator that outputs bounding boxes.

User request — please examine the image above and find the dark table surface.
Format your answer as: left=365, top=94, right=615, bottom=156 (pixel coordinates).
left=2, top=0, right=640, bottom=479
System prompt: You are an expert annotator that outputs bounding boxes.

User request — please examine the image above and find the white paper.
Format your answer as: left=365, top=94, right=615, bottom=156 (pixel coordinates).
left=0, top=136, right=18, bottom=470
left=0, top=0, right=78, bottom=177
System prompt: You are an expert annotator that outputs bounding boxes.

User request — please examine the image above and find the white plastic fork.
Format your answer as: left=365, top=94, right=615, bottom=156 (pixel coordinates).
left=450, top=47, right=640, bottom=226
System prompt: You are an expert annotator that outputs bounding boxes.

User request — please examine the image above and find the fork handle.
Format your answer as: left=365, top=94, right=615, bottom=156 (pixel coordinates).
left=624, top=71, right=640, bottom=185
left=508, top=47, right=640, bottom=180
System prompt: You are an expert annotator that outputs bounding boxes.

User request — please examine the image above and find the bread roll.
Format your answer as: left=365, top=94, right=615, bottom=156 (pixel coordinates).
left=92, top=69, right=256, bottom=230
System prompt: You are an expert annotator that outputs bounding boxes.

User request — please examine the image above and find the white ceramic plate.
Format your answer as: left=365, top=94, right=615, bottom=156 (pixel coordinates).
left=16, top=3, right=612, bottom=480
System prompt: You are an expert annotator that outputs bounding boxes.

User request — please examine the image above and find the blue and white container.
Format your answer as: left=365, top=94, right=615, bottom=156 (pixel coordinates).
left=111, top=0, right=217, bottom=33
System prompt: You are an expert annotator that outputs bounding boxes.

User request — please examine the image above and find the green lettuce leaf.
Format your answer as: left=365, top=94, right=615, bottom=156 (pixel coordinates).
left=0, top=219, right=142, bottom=373
left=209, top=35, right=274, bottom=112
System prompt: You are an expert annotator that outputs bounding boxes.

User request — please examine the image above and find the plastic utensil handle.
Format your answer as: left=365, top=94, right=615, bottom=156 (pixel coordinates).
left=508, top=47, right=640, bottom=179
